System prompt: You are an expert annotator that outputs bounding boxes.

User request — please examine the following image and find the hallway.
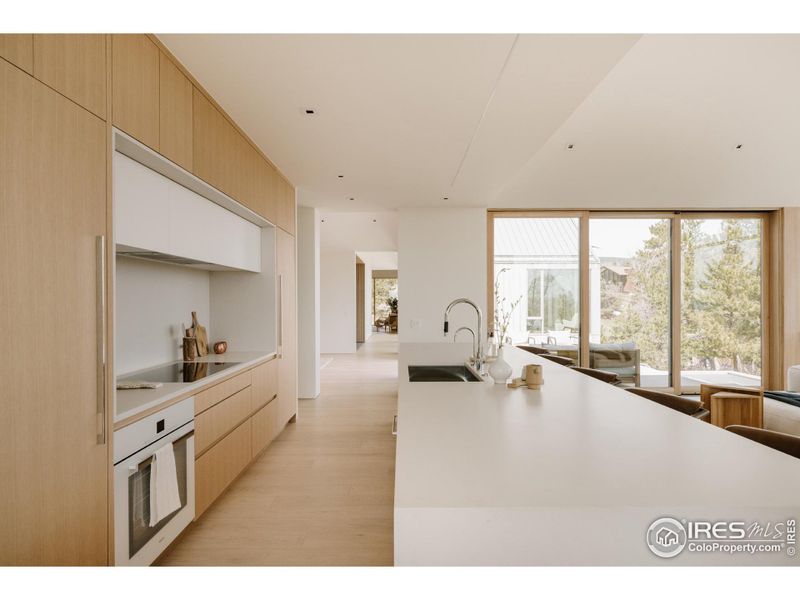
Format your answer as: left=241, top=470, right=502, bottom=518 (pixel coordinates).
left=159, top=333, right=398, bottom=566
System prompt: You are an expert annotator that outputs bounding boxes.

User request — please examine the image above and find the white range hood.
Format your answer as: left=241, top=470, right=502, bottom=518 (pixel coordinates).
left=113, top=131, right=266, bottom=273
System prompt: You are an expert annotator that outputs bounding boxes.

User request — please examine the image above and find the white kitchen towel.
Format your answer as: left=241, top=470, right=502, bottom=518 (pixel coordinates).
left=149, top=443, right=182, bottom=527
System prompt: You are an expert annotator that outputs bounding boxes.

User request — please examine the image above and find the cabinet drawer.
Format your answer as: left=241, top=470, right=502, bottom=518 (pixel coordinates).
left=251, top=359, right=278, bottom=411
left=195, top=419, right=251, bottom=518
left=194, top=385, right=252, bottom=457
left=195, top=370, right=252, bottom=414
left=251, top=397, right=279, bottom=458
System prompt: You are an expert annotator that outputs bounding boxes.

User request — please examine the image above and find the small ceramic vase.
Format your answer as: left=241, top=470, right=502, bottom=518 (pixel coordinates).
left=489, top=345, right=513, bottom=385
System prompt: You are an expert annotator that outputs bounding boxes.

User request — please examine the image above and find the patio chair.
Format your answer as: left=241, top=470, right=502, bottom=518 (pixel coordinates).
left=725, top=425, right=800, bottom=459
left=627, top=388, right=710, bottom=421
left=570, top=366, right=622, bottom=386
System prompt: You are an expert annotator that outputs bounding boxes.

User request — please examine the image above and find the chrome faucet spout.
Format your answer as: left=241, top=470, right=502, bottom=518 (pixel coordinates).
left=443, top=298, right=484, bottom=374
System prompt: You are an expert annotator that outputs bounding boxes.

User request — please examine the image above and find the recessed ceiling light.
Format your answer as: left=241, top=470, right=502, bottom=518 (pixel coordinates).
left=338, top=174, right=344, bottom=178
left=304, top=108, right=315, bottom=115
left=321, top=219, right=325, bottom=223
left=349, top=197, right=355, bottom=201
left=443, top=197, right=449, bottom=200
left=735, top=144, right=743, bottom=149
left=566, top=143, right=575, bottom=150
left=372, top=219, right=377, bottom=223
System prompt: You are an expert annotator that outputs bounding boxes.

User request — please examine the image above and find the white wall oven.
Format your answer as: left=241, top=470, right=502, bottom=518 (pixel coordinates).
left=113, top=397, right=195, bottom=566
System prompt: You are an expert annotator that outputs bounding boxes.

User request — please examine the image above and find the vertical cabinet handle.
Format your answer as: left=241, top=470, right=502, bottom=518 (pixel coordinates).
left=96, top=235, right=107, bottom=445
left=392, top=415, right=398, bottom=436
left=278, top=273, right=283, bottom=359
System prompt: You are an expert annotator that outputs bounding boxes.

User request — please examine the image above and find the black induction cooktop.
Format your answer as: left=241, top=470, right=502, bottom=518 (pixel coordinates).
left=120, top=361, right=241, bottom=384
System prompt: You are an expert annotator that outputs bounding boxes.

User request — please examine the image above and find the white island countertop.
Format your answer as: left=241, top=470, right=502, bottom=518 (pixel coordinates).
left=115, top=350, right=275, bottom=426
left=394, top=343, right=800, bottom=566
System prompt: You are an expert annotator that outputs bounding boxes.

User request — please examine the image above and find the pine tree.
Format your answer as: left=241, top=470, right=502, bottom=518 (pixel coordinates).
left=606, top=220, right=672, bottom=370
left=694, top=220, right=761, bottom=373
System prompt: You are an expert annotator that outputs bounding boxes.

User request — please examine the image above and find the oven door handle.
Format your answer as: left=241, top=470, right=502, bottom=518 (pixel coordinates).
left=128, top=429, right=194, bottom=474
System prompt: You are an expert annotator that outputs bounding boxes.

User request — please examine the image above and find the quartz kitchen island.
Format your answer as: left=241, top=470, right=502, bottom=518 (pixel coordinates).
left=394, top=343, right=800, bottom=565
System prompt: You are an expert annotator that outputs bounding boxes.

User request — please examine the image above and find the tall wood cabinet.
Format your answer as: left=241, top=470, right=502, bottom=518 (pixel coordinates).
left=0, top=34, right=33, bottom=74
left=1, top=34, right=298, bottom=565
left=112, top=34, right=160, bottom=151
left=0, top=59, right=108, bottom=565
left=33, top=34, right=107, bottom=119
left=277, top=228, right=298, bottom=425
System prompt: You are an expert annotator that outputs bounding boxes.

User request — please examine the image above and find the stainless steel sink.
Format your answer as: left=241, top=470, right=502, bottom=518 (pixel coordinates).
left=408, top=364, right=483, bottom=382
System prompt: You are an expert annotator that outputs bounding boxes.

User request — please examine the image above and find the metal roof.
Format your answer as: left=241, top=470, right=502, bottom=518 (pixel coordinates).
left=494, top=218, right=599, bottom=263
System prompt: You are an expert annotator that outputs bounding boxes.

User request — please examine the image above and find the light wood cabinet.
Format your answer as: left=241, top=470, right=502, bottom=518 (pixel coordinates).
left=33, top=34, right=106, bottom=119
left=257, top=158, right=279, bottom=225
left=194, top=370, right=251, bottom=414
left=193, top=86, right=283, bottom=220
left=192, top=87, right=234, bottom=198
left=277, top=175, right=296, bottom=234
left=112, top=34, right=159, bottom=150
left=251, top=359, right=278, bottom=411
left=195, top=386, right=253, bottom=456
left=0, top=34, right=33, bottom=74
left=195, top=419, right=252, bottom=518
left=277, top=229, right=298, bottom=426
left=159, top=52, right=192, bottom=170
left=251, top=397, right=279, bottom=458
left=0, top=60, right=108, bottom=565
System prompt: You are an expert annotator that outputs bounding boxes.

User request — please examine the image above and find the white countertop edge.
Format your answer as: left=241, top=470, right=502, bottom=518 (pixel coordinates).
left=114, top=350, right=276, bottom=424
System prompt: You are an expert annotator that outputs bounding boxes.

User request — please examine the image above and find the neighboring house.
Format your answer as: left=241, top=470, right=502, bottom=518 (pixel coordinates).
left=494, top=218, right=601, bottom=344
left=601, top=263, right=633, bottom=293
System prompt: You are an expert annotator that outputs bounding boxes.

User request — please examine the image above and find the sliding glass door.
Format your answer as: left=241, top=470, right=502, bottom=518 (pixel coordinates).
left=490, top=212, right=768, bottom=392
left=493, top=217, right=580, bottom=349
left=589, top=218, right=672, bottom=388
left=680, top=218, right=763, bottom=389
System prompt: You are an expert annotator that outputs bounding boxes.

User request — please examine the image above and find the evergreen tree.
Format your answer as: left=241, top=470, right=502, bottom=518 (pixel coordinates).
left=606, top=220, right=672, bottom=370
left=693, top=220, right=761, bottom=373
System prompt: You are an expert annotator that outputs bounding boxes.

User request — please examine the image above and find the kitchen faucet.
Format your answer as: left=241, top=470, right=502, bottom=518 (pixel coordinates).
left=444, top=298, right=484, bottom=374
left=453, top=327, right=476, bottom=365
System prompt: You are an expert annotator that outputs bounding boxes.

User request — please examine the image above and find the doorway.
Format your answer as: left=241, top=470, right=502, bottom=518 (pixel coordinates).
left=356, top=259, right=365, bottom=344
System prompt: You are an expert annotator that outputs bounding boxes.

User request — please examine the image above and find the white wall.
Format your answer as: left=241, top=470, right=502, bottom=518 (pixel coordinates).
left=115, top=257, right=211, bottom=375
left=210, top=227, right=276, bottom=353
left=364, top=263, right=373, bottom=340
left=398, top=208, right=487, bottom=343
left=321, top=249, right=359, bottom=353
left=320, top=212, right=397, bottom=353
left=297, top=207, right=321, bottom=399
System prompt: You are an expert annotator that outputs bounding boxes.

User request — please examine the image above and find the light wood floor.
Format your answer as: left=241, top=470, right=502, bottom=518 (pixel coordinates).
left=158, top=333, right=398, bottom=566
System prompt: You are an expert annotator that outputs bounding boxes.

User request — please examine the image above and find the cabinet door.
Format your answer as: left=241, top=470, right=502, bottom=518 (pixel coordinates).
left=195, top=419, right=252, bottom=518
left=33, top=34, right=106, bottom=119
left=251, top=398, right=279, bottom=458
left=159, top=52, right=192, bottom=170
left=193, top=87, right=267, bottom=218
left=251, top=359, right=278, bottom=412
left=276, top=229, right=297, bottom=426
left=0, top=61, right=108, bottom=565
left=277, top=176, right=296, bottom=235
left=194, top=386, right=253, bottom=456
left=0, top=34, right=33, bottom=74
left=192, top=87, right=234, bottom=197
left=258, top=158, right=279, bottom=225
left=112, top=34, right=159, bottom=150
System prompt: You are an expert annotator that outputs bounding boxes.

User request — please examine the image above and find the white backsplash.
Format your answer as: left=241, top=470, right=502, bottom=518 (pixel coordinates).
left=115, top=256, right=211, bottom=375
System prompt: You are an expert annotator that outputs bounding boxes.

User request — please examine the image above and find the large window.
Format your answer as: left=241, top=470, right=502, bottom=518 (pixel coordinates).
left=490, top=212, right=768, bottom=392
left=590, top=218, right=672, bottom=388
left=493, top=217, right=580, bottom=347
left=680, top=218, right=763, bottom=388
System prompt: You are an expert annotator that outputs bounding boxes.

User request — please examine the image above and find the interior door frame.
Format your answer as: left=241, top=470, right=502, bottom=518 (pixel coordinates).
left=488, top=209, right=772, bottom=393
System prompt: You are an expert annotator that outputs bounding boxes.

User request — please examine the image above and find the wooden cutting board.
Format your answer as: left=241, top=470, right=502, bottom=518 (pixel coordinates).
left=192, top=311, right=209, bottom=356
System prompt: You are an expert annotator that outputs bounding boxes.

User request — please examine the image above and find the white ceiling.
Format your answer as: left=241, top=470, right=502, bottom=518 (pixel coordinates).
left=158, top=34, right=800, bottom=211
